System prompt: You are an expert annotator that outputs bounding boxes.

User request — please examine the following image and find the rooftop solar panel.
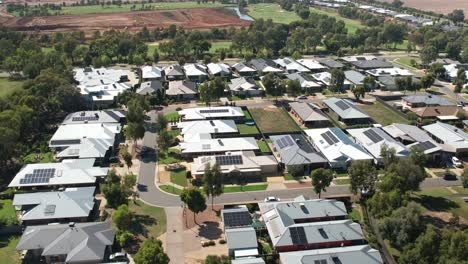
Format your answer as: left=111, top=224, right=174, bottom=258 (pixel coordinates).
left=50, top=139, right=81, bottom=146
left=290, top=226, right=308, bottom=245
left=72, top=116, right=99, bottom=122
left=199, top=109, right=229, bottom=114
left=104, top=110, right=122, bottom=121
left=322, top=131, right=339, bottom=145
left=414, top=141, right=437, bottom=151
left=215, top=155, right=243, bottom=166
left=223, top=211, right=252, bottom=227
left=277, top=139, right=285, bottom=149
left=364, top=129, right=383, bottom=143
left=335, top=100, right=350, bottom=111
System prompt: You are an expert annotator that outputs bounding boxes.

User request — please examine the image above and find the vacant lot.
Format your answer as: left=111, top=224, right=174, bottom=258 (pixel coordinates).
left=358, top=101, right=410, bottom=125
left=412, top=187, right=468, bottom=220
left=0, top=78, right=24, bottom=98
left=380, top=0, right=468, bottom=15
left=250, top=107, right=301, bottom=134
left=247, top=3, right=300, bottom=24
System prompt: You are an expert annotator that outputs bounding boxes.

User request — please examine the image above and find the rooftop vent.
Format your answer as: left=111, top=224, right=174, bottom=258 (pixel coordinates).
left=69, top=222, right=75, bottom=228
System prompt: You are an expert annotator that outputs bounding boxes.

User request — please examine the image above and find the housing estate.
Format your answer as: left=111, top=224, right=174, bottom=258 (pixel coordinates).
left=286, top=73, right=322, bottom=92
left=179, top=106, right=245, bottom=121
left=178, top=119, right=239, bottom=138
left=221, top=207, right=252, bottom=229
left=232, top=62, right=257, bottom=77
left=323, top=98, right=371, bottom=125
left=141, top=65, right=163, bottom=81
left=423, top=122, right=468, bottom=156
left=163, top=64, right=185, bottom=81
left=312, top=72, right=352, bottom=89
left=62, top=110, right=125, bottom=125
left=279, top=245, right=383, bottom=264
left=316, top=58, right=344, bottom=69
left=250, top=58, right=282, bottom=74
left=166, top=80, right=197, bottom=101
left=274, top=57, right=310, bottom=73
left=225, top=227, right=259, bottom=257
left=207, top=62, right=232, bottom=77
left=296, top=59, right=327, bottom=71
left=366, top=67, right=412, bottom=77
left=228, top=77, right=263, bottom=96
left=344, top=70, right=366, bottom=87
left=136, top=80, right=164, bottom=95
left=183, top=63, right=209, bottom=82
left=289, top=102, right=330, bottom=128
left=349, top=59, right=393, bottom=70
left=443, top=63, right=468, bottom=82
left=402, top=94, right=454, bottom=108
left=179, top=135, right=259, bottom=157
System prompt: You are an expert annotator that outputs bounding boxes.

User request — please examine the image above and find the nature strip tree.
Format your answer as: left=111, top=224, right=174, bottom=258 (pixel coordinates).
left=311, top=168, right=333, bottom=199
left=180, top=187, right=207, bottom=224
left=203, top=163, right=224, bottom=210
left=134, top=238, right=170, bottom=264
left=348, top=160, right=377, bottom=196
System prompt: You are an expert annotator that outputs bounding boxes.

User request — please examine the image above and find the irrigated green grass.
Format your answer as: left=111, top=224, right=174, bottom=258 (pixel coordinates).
left=237, top=124, right=260, bottom=135
left=0, top=235, right=20, bottom=264
left=335, top=179, right=350, bottom=185
left=243, top=110, right=252, bottom=120
left=0, top=200, right=16, bottom=220
left=160, top=185, right=183, bottom=195
left=247, top=3, right=300, bottom=24
left=158, top=149, right=182, bottom=164
left=257, top=140, right=270, bottom=153
left=358, top=101, right=410, bottom=126
left=22, top=152, right=54, bottom=164
left=309, top=7, right=364, bottom=34
left=349, top=208, right=361, bottom=222
left=170, top=168, right=188, bottom=187
left=0, top=78, right=24, bottom=98
left=224, top=184, right=268, bottom=193
left=164, top=112, right=180, bottom=121
left=209, top=41, right=232, bottom=53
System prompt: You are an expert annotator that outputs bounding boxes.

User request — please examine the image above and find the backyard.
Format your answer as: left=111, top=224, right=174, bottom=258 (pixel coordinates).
left=249, top=107, right=301, bottom=134
left=358, top=101, right=410, bottom=126
left=0, top=236, right=20, bottom=264
left=237, top=124, right=260, bottom=135
left=0, top=78, right=24, bottom=98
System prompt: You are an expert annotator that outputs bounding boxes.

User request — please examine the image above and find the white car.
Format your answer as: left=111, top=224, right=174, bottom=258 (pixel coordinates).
left=109, top=252, right=127, bottom=261
left=297, top=95, right=308, bottom=100
left=264, top=196, right=280, bottom=202
left=451, top=156, right=463, bottom=168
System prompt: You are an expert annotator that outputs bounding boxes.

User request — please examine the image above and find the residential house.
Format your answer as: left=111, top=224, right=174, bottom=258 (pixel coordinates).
left=179, top=106, right=245, bottom=121
left=232, top=258, right=265, bottom=264
left=141, top=65, right=163, bottom=81
left=347, top=127, right=410, bottom=165
left=232, top=62, right=257, bottom=77
left=286, top=73, right=322, bottom=93
left=305, top=128, right=373, bottom=169
left=350, top=60, right=393, bottom=70
left=402, top=94, right=455, bottom=108
left=341, top=55, right=378, bottom=63
left=16, top=222, right=115, bottom=264
left=443, top=63, right=468, bottom=82
left=382, top=123, right=442, bottom=160
left=408, top=106, right=460, bottom=120
left=423, top=122, right=468, bottom=156
left=8, top=159, right=108, bottom=189
left=228, top=77, right=263, bottom=96
left=12, top=187, right=96, bottom=225
left=270, top=134, right=328, bottom=174
left=279, top=245, right=383, bottom=264
left=322, top=98, right=372, bottom=125
left=62, top=110, right=125, bottom=125
left=296, top=59, right=327, bottom=72
left=136, top=80, right=164, bottom=95
left=344, top=70, right=366, bottom=88
left=179, top=135, right=259, bottom=157
left=166, top=80, right=197, bottom=101
left=178, top=119, right=239, bottom=139
left=225, top=227, right=259, bottom=258
left=274, top=57, right=310, bottom=73
left=289, top=102, right=330, bottom=128
left=163, top=64, right=185, bottom=81
left=191, top=151, right=277, bottom=178
left=207, top=62, right=232, bottom=78
left=366, top=67, right=412, bottom=77
left=221, top=207, right=252, bottom=229
left=183, top=63, right=208, bottom=82
left=250, top=58, right=283, bottom=75
left=316, top=58, right=345, bottom=69
left=312, top=72, right=352, bottom=90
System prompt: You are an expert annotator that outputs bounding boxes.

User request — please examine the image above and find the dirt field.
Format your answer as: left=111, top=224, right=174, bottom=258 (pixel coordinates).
left=0, top=8, right=250, bottom=35
left=380, top=0, right=468, bottom=15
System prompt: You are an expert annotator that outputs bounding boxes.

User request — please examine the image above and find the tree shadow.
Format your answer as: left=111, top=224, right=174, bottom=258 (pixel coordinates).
left=198, top=221, right=223, bottom=240
left=411, top=194, right=460, bottom=212
left=128, top=214, right=156, bottom=238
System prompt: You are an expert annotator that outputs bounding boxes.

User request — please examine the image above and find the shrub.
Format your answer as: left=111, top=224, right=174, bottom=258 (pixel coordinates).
left=219, top=239, right=226, bottom=244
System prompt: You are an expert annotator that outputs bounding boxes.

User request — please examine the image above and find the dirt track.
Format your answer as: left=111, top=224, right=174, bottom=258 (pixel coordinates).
left=0, top=8, right=251, bottom=34
left=381, top=0, right=468, bottom=15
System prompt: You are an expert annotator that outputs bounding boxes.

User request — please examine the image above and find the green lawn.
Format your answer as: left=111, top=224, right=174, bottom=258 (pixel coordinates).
left=243, top=110, right=252, bottom=120
left=224, top=184, right=268, bottom=193
left=453, top=187, right=468, bottom=195
left=22, top=152, right=54, bottom=164
left=247, top=3, right=300, bottom=24
left=164, top=112, right=180, bottom=122
left=157, top=148, right=182, bottom=164
left=0, top=78, right=24, bottom=98
left=250, top=107, right=301, bottom=134
left=0, top=235, right=20, bottom=264
left=11, top=2, right=233, bottom=16
left=284, top=173, right=305, bottom=181
left=413, top=187, right=468, bottom=220
left=335, top=179, right=350, bottom=185
left=0, top=200, right=16, bottom=225
left=147, top=44, right=159, bottom=57
left=349, top=208, right=361, bottom=222
left=128, top=202, right=166, bottom=239
left=309, top=7, right=364, bottom=34
left=159, top=185, right=183, bottom=195
left=209, top=41, right=232, bottom=53
left=358, top=101, right=410, bottom=126
left=170, top=168, right=188, bottom=187
left=257, top=140, right=270, bottom=153
left=393, top=57, right=420, bottom=70
left=237, top=124, right=260, bottom=135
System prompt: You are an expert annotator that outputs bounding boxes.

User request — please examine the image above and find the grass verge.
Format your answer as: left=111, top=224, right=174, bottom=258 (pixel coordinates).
left=170, top=168, right=188, bottom=187
left=224, top=184, right=268, bottom=193
left=160, top=185, right=183, bottom=195
left=335, top=179, right=350, bottom=185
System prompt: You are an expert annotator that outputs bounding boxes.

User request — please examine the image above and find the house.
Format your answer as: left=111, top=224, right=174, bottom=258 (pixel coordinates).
left=225, top=227, right=259, bottom=257
left=274, top=57, right=310, bottom=73
left=423, top=122, right=468, bottom=156
left=179, top=106, right=245, bottom=121
left=312, top=72, right=352, bottom=89
left=289, top=102, right=330, bottom=128
left=382, top=123, right=442, bottom=160
left=316, top=58, right=345, bottom=69
left=250, top=59, right=283, bottom=74
left=222, top=207, right=252, bottom=229
left=12, top=187, right=96, bottom=225
left=344, top=70, right=366, bottom=87
left=191, top=151, right=277, bottom=178
left=179, top=135, right=259, bottom=157
left=228, top=77, right=263, bottom=96
left=366, top=67, right=412, bottom=77
left=259, top=196, right=364, bottom=252
left=270, top=134, right=328, bottom=174
left=443, top=63, right=468, bottom=82
left=232, top=258, right=265, bottom=264
left=279, top=245, right=383, bottom=264
left=166, top=80, right=197, bottom=101
left=62, top=110, right=125, bottom=125
left=16, top=222, right=115, bottom=264
left=341, top=55, right=377, bottom=63
left=232, top=62, right=257, bottom=77
left=207, top=62, right=232, bottom=77
left=402, top=94, right=455, bottom=108
left=163, top=64, right=185, bottom=81
left=286, top=73, right=322, bottom=92
left=347, top=127, right=410, bottom=164
left=141, top=65, right=163, bottom=81
left=305, top=128, right=373, bottom=169
left=408, top=106, right=460, bottom=120
left=296, top=59, right=327, bottom=72
left=136, top=80, right=164, bottom=95
left=183, top=63, right=208, bottom=82
left=178, top=119, right=239, bottom=138
left=8, top=159, right=107, bottom=188
left=323, top=98, right=371, bottom=125
left=50, top=123, right=121, bottom=161
left=350, top=60, right=393, bottom=70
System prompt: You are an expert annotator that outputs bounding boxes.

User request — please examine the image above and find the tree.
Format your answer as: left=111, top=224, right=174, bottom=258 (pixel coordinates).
left=199, top=81, right=215, bottom=106
left=447, top=9, right=465, bottom=24
left=125, top=122, right=145, bottom=152
left=348, top=160, right=377, bottom=196
left=461, top=168, right=468, bottom=188
left=330, top=69, right=345, bottom=93
left=395, top=77, right=407, bottom=91
left=286, top=79, right=301, bottom=98
left=420, top=45, right=438, bottom=65
left=157, top=129, right=172, bottom=154
left=297, top=8, right=310, bottom=20
left=410, top=147, right=427, bottom=168
left=421, top=73, right=436, bottom=89
left=122, top=150, right=132, bottom=171
left=156, top=112, right=168, bottom=131
left=203, top=163, right=224, bottom=210
left=429, top=63, right=446, bottom=79
left=180, top=187, right=207, bottom=224
left=363, top=76, right=376, bottom=90
left=134, top=238, right=169, bottom=264
left=351, top=85, right=366, bottom=101
left=112, top=204, right=134, bottom=231
left=204, top=255, right=231, bottom=264
left=380, top=144, right=398, bottom=168
left=311, top=168, right=333, bottom=198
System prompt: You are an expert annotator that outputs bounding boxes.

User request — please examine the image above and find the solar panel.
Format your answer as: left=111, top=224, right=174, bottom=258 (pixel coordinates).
left=290, top=226, right=308, bottom=245
left=72, top=116, right=99, bottom=122
left=314, top=260, right=327, bottom=264
left=19, top=168, right=56, bottom=185
left=277, top=139, right=285, bottom=149
left=50, top=139, right=81, bottom=145
left=223, top=211, right=252, bottom=227
left=215, top=155, right=243, bottom=166
left=199, top=109, right=229, bottom=114
left=284, top=136, right=294, bottom=146
left=335, top=100, right=350, bottom=111
left=322, top=131, right=339, bottom=145
left=332, top=257, right=342, bottom=264
left=364, top=129, right=383, bottom=143
left=318, top=228, right=329, bottom=239
left=104, top=110, right=122, bottom=121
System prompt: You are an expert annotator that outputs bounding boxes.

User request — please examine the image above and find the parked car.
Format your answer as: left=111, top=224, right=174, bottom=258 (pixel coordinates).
left=297, top=95, right=308, bottom=100
left=451, top=156, right=463, bottom=168
left=264, top=196, right=280, bottom=202
left=109, top=252, right=128, bottom=262
left=442, top=172, right=457, bottom=181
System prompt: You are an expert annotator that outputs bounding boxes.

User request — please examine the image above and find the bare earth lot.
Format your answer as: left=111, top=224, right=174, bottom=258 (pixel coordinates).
left=0, top=8, right=250, bottom=35
left=380, top=0, right=468, bottom=15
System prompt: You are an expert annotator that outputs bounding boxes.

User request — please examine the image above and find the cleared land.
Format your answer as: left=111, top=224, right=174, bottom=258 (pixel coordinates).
left=250, top=107, right=301, bottom=134
left=380, top=0, right=468, bottom=15
left=358, top=101, right=410, bottom=125
left=2, top=8, right=250, bottom=35
left=0, top=78, right=24, bottom=98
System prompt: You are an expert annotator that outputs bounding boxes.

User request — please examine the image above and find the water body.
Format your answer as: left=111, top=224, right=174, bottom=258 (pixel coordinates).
left=225, top=7, right=255, bottom=21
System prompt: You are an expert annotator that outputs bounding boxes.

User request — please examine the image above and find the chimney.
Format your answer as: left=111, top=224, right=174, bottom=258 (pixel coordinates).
left=299, top=202, right=305, bottom=208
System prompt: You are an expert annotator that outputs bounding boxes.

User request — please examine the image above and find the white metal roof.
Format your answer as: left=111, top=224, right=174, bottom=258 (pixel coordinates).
left=280, top=245, right=383, bottom=264
left=141, top=65, right=163, bottom=79
left=179, top=106, right=244, bottom=121
left=178, top=119, right=238, bottom=136
left=180, top=136, right=259, bottom=154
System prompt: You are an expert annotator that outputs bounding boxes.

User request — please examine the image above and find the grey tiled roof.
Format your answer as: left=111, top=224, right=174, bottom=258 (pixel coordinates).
left=350, top=60, right=393, bottom=69
left=323, top=98, right=370, bottom=120
left=270, top=134, right=327, bottom=165
left=289, top=102, right=329, bottom=122
left=344, top=70, right=365, bottom=85
left=316, top=58, right=344, bottom=68
left=225, top=227, right=258, bottom=250
left=402, top=94, right=454, bottom=106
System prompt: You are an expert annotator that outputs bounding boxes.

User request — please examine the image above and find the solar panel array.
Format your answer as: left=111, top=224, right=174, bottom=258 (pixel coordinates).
left=290, top=226, right=308, bottom=245
left=223, top=211, right=252, bottom=227
left=215, top=155, right=243, bottom=166
left=314, top=260, right=327, bottom=264
left=276, top=136, right=295, bottom=149
left=363, top=129, right=383, bottom=143
left=414, top=141, right=436, bottom=151
left=321, top=131, right=339, bottom=145
left=72, top=116, right=99, bottom=122
left=199, top=109, right=229, bottom=114
left=335, top=100, right=350, bottom=111
left=105, top=110, right=122, bottom=121
left=19, top=168, right=56, bottom=185
left=332, top=257, right=343, bottom=264
left=50, top=139, right=81, bottom=145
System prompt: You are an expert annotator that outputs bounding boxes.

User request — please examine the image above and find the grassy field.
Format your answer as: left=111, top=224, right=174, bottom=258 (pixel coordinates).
left=358, top=101, right=410, bottom=125
left=335, top=179, right=351, bottom=185
left=170, top=168, right=188, bottom=187
left=0, top=235, right=20, bottom=264
left=237, top=124, right=260, bottom=134
left=224, top=184, right=268, bottom=193
left=412, top=187, right=468, bottom=220
left=11, top=2, right=233, bottom=16
left=250, top=107, right=301, bottom=134
left=247, top=3, right=300, bottom=24
left=309, top=7, right=364, bottom=34
left=393, top=57, right=420, bottom=70
left=160, top=185, right=183, bottom=195
left=209, top=41, right=232, bottom=53
left=257, top=140, right=270, bottom=153
left=128, top=202, right=166, bottom=239
left=0, top=78, right=24, bottom=98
